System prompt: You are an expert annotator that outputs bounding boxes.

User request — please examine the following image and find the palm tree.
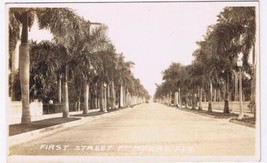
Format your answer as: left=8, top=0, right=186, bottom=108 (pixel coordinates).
left=191, top=47, right=219, bottom=111
left=192, top=36, right=218, bottom=112
left=9, top=9, right=21, bottom=101
left=154, top=63, right=188, bottom=106
left=190, top=60, right=204, bottom=110
left=70, top=24, right=109, bottom=114
left=115, top=54, right=135, bottom=108
left=90, top=42, right=118, bottom=112
left=209, top=7, right=256, bottom=116
left=9, top=8, right=83, bottom=123
left=17, top=9, right=33, bottom=124
left=29, top=41, right=67, bottom=104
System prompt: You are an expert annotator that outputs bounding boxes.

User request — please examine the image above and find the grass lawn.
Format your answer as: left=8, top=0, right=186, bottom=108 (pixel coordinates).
left=9, top=117, right=81, bottom=136
left=178, top=107, right=255, bottom=128
left=230, top=117, right=256, bottom=128
left=179, top=107, right=239, bottom=118
left=9, top=108, right=124, bottom=136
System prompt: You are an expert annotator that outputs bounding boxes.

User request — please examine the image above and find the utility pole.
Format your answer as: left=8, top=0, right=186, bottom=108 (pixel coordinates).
left=83, top=21, right=102, bottom=113
left=88, top=21, right=102, bottom=39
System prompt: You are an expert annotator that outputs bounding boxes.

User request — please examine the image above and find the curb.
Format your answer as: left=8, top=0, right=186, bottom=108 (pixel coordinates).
left=229, top=119, right=255, bottom=128
left=9, top=117, right=87, bottom=148
left=8, top=106, right=135, bottom=148
left=175, top=107, right=215, bottom=119
left=174, top=106, right=255, bottom=128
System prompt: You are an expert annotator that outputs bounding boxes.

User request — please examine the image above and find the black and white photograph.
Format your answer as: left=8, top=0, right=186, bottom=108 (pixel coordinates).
left=2, top=0, right=265, bottom=162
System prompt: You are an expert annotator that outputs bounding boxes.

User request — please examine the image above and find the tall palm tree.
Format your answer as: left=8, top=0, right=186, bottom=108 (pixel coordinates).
left=9, top=9, right=21, bottom=101
left=9, top=8, right=83, bottom=123
left=29, top=41, right=67, bottom=103
left=90, top=42, right=117, bottom=111
left=154, top=63, right=187, bottom=106
left=70, top=24, right=109, bottom=114
left=115, top=54, right=134, bottom=108
left=192, top=36, right=218, bottom=112
left=209, top=7, right=256, bottom=116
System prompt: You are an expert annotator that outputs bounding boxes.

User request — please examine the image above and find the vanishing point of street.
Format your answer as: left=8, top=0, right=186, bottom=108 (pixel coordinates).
left=9, top=102, right=255, bottom=156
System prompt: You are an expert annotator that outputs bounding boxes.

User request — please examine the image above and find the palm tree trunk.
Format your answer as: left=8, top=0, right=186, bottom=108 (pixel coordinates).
left=234, top=71, right=239, bottom=101
left=203, top=89, right=207, bottom=102
left=237, top=67, right=244, bottom=119
left=218, top=89, right=221, bottom=101
left=58, top=75, right=63, bottom=112
left=103, top=84, right=107, bottom=112
left=95, top=87, right=98, bottom=109
left=169, top=93, right=172, bottom=106
left=97, top=86, right=100, bottom=109
left=10, top=48, right=18, bottom=101
left=251, top=45, right=256, bottom=119
left=91, top=87, right=94, bottom=109
left=63, top=65, right=69, bottom=118
left=119, top=84, right=124, bottom=108
left=83, top=80, right=89, bottom=114
left=78, top=85, right=82, bottom=111
left=192, top=83, right=196, bottom=109
left=77, top=96, right=81, bottom=111
left=58, top=75, right=62, bottom=103
left=123, top=88, right=127, bottom=107
left=125, top=90, right=128, bottom=107
left=198, top=87, right=202, bottom=110
left=224, top=72, right=230, bottom=114
left=214, top=88, right=217, bottom=102
left=185, top=93, right=188, bottom=109
left=127, top=91, right=130, bottom=107
left=208, top=82, right=213, bottom=112
left=111, top=81, right=116, bottom=109
left=94, top=84, right=98, bottom=109
left=178, top=89, right=181, bottom=107
left=20, top=12, right=31, bottom=124
left=100, top=82, right=104, bottom=111
left=174, top=91, right=178, bottom=107
left=107, top=83, right=110, bottom=110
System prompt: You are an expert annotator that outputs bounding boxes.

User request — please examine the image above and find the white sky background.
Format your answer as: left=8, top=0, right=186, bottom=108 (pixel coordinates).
left=28, top=2, right=242, bottom=96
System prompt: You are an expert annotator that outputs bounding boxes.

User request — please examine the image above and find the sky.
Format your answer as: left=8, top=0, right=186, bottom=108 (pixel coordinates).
left=27, top=2, right=248, bottom=96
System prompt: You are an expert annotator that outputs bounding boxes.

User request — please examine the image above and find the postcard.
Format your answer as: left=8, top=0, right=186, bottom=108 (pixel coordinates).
left=6, top=1, right=260, bottom=162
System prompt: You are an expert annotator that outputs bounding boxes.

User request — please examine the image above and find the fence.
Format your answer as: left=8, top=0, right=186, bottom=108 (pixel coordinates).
left=201, top=101, right=252, bottom=113
left=8, top=101, right=43, bottom=124
left=43, top=103, right=63, bottom=114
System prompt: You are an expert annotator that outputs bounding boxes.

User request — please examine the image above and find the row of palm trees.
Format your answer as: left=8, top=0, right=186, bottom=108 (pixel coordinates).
left=154, top=7, right=256, bottom=119
left=9, top=8, right=149, bottom=124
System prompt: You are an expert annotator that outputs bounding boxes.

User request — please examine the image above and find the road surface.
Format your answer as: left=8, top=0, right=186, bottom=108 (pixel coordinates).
left=9, top=102, right=255, bottom=156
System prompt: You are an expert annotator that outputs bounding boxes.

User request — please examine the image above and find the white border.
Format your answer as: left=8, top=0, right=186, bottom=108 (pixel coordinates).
left=1, top=0, right=266, bottom=162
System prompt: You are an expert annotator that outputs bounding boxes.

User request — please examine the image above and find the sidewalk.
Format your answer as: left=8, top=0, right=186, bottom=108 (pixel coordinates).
left=176, top=104, right=254, bottom=118
left=172, top=104, right=255, bottom=128
left=9, top=109, right=99, bottom=125
left=201, top=106, right=254, bottom=118
left=8, top=107, right=134, bottom=147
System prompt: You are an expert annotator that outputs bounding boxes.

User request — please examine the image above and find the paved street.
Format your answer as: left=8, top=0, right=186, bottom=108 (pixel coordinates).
left=9, top=102, right=255, bottom=156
